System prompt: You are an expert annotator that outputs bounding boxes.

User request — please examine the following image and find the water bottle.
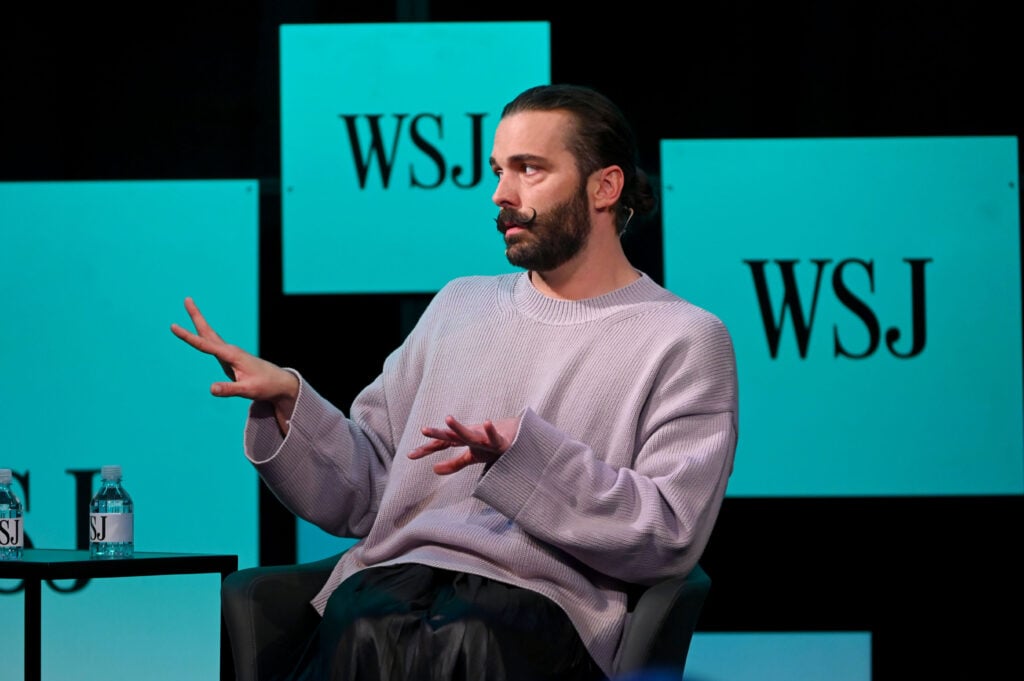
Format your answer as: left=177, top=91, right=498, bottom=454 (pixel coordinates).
left=89, top=465, right=134, bottom=558
left=0, top=468, right=24, bottom=561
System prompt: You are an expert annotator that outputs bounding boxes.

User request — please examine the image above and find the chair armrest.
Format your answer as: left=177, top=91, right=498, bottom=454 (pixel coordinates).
left=222, top=552, right=342, bottom=681
left=613, top=563, right=712, bottom=677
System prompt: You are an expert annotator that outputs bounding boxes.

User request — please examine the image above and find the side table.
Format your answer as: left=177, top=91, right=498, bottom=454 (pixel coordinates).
left=0, top=548, right=238, bottom=681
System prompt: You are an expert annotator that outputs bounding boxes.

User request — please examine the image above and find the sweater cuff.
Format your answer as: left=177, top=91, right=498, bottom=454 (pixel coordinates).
left=244, top=367, right=304, bottom=464
left=473, top=407, right=567, bottom=519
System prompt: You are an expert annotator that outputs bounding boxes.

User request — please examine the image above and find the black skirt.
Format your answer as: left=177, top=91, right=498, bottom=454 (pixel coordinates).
left=283, top=562, right=607, bottom=681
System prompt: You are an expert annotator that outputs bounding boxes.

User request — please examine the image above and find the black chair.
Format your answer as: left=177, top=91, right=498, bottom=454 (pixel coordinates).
left=221, top=552, right=711, bottom=681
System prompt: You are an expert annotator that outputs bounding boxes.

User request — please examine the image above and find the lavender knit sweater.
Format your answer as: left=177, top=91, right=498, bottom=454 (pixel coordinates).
left=244, top=271, right=738, bottom=677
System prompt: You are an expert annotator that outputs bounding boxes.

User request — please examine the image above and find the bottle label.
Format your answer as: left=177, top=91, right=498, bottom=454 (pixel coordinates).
left=89, top=513, right=134, bottom=543
left=0, top=517, right=22, bottom=548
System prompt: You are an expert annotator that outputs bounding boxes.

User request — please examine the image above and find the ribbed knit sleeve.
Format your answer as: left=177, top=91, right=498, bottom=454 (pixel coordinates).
left=244, top=369, right=394, bottom=539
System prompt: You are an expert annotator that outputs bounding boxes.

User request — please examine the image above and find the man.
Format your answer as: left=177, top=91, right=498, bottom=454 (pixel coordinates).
left=172, top=83, right=738, bottom=681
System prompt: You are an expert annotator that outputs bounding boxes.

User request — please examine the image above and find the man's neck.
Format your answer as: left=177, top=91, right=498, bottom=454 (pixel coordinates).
left=529, top=249, right=640, bottom=301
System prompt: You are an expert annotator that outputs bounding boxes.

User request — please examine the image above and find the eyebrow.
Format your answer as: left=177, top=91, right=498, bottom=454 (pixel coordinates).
left=489, top=153, right=548, bottom=169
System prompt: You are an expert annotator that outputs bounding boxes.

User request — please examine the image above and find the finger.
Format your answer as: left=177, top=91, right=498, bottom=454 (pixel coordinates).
left=170, top=322, right=217, bottom=355
left=482, top=420, right=505, bottom=449
left=169, top=322, right=194, bottom=342
left=172, top=321, right=239, bottom=383
left=419, top=426, right=460, bottom=442
left=184, top=297, right=226, bottom=342
left=432, top=450, right=474, bottom=475
left=443, top=416, right=488, bottom=447
left=408, top=439, right=455, bottom=459
left=209, top=380, right=250, bottom=398
left=178, top=330, right=233, bottom=367
left=209, top=381, right=234, bottom=397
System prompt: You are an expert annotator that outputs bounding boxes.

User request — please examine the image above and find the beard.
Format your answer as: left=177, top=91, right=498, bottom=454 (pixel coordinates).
left=495, top=181, right=592, bottom=272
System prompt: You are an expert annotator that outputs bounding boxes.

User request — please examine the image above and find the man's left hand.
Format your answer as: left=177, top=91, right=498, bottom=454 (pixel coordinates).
left=408, top=415, right=519, bottom=475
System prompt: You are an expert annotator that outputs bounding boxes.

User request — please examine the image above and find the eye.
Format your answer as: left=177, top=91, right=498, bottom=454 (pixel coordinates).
left=523, top=164, right=539, bottom=175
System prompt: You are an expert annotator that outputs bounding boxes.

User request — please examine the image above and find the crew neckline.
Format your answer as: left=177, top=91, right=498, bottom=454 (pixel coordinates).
left=507, top=270, right=669, bottom=325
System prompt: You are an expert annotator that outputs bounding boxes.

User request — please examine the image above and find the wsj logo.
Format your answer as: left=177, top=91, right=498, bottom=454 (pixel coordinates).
left=89, top=515, right=108, bottom=541
left=339, top=113, right=488, bottom=189
left=745, top=258, right=931, bottom=359
left=0, top=518, right=21, bottom=546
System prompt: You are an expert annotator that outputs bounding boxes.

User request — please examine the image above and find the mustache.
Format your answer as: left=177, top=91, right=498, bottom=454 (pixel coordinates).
left=494, top=207, right=538, bottom=233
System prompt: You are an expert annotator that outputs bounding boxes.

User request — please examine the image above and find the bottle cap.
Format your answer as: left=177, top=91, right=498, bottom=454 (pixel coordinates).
left=0, top=469, right=10, bottom=484
left=101, top=465, right=122, bottom=481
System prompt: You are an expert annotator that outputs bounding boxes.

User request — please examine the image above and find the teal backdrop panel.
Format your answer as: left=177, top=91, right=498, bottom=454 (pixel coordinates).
left=299, top=519, right=359, bottom=564
left=280, top=21, right=551, bottom=293
left=0, top=180, right=259, bottom=679
left=661, top=137, right=1023, bottom=497
left=684, top=632, right=871, bottom=681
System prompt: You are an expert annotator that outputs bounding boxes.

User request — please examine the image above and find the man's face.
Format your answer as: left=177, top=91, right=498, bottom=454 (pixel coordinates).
left=489, top=110, right=594, bottom=272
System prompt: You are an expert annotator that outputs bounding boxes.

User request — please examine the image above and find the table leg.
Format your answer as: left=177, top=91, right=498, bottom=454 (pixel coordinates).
left=221, top=569, right=236, bottom=681
left=24, top=578, right=41, bottom=681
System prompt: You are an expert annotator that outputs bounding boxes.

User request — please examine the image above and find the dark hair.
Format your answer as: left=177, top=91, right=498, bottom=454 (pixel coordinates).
left=501, top=83, right=657, bottom=235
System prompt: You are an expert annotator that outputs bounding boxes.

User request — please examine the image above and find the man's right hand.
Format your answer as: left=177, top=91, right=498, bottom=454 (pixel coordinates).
left=170, top=297, right=298, bottom=431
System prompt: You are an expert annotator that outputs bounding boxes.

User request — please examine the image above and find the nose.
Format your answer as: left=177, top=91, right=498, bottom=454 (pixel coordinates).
left=491, top=173, right=518, bottom=209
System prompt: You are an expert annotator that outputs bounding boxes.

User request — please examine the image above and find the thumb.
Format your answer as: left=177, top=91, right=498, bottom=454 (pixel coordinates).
left=210, top=381, right=246, bottom=398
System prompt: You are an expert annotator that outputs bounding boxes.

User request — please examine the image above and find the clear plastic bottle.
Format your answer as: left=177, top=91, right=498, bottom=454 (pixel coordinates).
left=0, top=468, right=24, bottom=561
left=89, top=465, right=134, bottom=559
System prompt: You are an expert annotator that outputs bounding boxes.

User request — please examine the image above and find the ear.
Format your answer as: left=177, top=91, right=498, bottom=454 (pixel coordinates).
left=591, top=165, right=624, bottom=211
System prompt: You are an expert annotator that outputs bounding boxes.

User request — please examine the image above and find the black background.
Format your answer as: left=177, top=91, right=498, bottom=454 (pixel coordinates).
left=3, top=1, right=1022, bottom=678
